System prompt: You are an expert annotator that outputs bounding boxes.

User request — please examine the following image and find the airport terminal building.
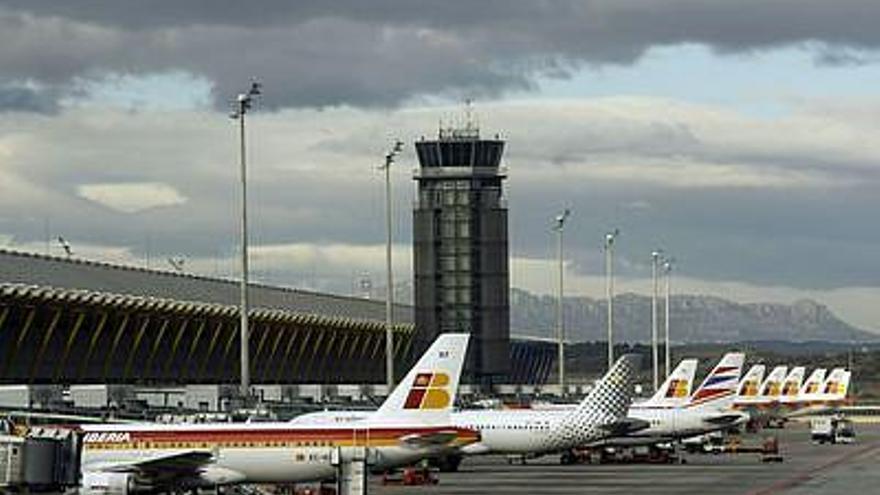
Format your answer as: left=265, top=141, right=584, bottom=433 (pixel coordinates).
left=0, top=250, right=553, bottom=393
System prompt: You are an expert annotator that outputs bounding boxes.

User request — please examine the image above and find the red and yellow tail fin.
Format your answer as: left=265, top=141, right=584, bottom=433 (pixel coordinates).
left=737, top=364, right=766, bottom=400
left=373, top=333, right=469, bottom=425
left=643, top=358, right=697, bottom=407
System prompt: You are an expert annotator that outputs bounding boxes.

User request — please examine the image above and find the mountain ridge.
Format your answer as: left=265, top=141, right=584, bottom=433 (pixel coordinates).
left=510, top=288, right=877, bottom=343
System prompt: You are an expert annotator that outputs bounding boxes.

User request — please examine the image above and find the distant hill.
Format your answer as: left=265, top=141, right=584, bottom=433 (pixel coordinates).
left=510, top=288, right=878, bottom=343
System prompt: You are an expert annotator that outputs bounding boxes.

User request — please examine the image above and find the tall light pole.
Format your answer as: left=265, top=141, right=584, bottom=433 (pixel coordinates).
left=554, top=209, right=571, bottom=395
left=230, top=80, right=261, bottom=400
left=604, top=229, right=619, bottom=371
left=57, top=236, right=72, bottom=259
left=651, top=249, right=663, bottom=392
left=663, top=258, right=673, bottom=379
left=382, top=140, right=404, bottom=391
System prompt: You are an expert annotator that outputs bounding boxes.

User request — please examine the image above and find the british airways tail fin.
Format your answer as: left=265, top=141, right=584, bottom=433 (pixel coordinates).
left=372, top=333, right=469, bottom=425
left=736, top=364, right=765, bottom=401
left=687, top=352, right=744, bottom=408
left=643, top=359, right=698, bottom=407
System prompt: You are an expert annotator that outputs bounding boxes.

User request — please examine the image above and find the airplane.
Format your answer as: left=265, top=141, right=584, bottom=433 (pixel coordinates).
left=787, top=368, right=851, bottom=417
left=587, top=352, right=749, bottom=449
left=777, top=366, right=806, bottom=406
left=800, top=368, right=828, bottom=397
left=528, top=358, right=698, bottom=412
left=452, top=354, right=639, bottom=458
left=633, top=358, right=699, bottom=409
left=736, top=364, right=766, bottom=403
left=737, top=365, right=852, bottom=425
left=293, top=354, right=641, bottom=469
left=736, top=364, right=787, bottom=411
left=79, top=333, right=477, bottom=494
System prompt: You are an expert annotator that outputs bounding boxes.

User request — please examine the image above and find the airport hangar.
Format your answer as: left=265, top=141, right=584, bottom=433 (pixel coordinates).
left=0, top=249, right=554, bottom=398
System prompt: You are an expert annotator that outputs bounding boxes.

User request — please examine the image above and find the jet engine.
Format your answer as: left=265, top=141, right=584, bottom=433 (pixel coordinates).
left=80, top=472, right=137, bottom=495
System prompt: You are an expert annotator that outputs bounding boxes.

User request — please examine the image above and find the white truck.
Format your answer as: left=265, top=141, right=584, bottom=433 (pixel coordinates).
left=811, top=416, right=855, bottom=444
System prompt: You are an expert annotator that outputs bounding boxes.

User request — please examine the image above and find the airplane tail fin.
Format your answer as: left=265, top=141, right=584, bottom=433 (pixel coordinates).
left=758, top=365, right=788, bottom=400
left=779, top=366, right=805, bottom=403
left=371, top=333, right=469, bottom=425
left=736, top=364, right=765, bottom=400
left=816, top=368, right=849, bottom=402
left=837, top=371, right=852, bottom=400
left=559, top=354, right=639, bottom=433
left=687, top=352, right=744, bottom=408
left=799, top=368, right=827, bottom=398
left=643, top=358, right=698, bottom=407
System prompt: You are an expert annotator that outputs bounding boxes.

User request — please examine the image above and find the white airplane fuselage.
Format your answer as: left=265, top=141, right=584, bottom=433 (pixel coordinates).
left=294, top=401, right=745, bottom=454
left=622, top=404, right=746, bottom=441
left=453, top=409, right=559, bottom=454
left=294, top=407, right=604, bottom=456
left=81, top=422, right=478, bottom=486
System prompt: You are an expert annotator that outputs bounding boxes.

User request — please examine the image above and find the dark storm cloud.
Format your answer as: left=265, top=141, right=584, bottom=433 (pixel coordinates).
left=509, top=179, right=880, bottom=291
left=1, top=99, right=879, bottom=298
left=1, top=1, right=880, bottom=111
left=0, top=85, right=59, bottom=114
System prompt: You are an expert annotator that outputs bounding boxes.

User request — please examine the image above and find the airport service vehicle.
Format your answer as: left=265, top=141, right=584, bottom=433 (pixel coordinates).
left=294, top=355, right=640, bottom=468
left=810, top=415, right=854, bottom=444
left=682, top=432, right=783, bottom=462
left=811, top=417, right=834, bottom=443
left=79, top=333, right=477, bottom=494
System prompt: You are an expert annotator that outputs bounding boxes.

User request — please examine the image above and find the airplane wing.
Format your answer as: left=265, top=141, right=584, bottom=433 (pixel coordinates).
left=598, top=418, right=651, bottom=436
left=702, top=413, right=747, bottom=426
left=398, top=430, right=460, bottom=449
left=83, top=451, right=229, bottom=489
left=101, top=451, right=214, bottom=475
left=87, top=451, right=246, bottom=488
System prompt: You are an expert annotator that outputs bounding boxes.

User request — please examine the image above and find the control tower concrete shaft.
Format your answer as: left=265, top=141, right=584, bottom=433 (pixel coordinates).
left=412, top=122, right=510, bottom=385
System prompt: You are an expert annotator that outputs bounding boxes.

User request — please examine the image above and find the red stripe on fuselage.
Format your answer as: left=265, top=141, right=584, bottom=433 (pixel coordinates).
left=83, top=426, right=476, bottom=443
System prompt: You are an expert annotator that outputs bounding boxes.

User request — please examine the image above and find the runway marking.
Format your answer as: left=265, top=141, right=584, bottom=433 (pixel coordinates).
left=743, top=441, right=880, bottom=495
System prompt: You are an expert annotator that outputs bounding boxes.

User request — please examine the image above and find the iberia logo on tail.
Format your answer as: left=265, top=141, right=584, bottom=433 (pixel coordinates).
left=665, top=379, right=690, bottom=398
left=762, top=382, right=781, bottom=397
left=403, top=372, right=451, bottom=409
left=824, top=380, right=844, bottom=395
left=739, top=379, right=759, bottom=397
left=782, top=380, right=799, bottom=397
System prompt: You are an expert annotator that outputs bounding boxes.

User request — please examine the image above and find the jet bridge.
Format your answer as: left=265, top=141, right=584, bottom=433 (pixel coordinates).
left=0, top=423, right=82, bottom=492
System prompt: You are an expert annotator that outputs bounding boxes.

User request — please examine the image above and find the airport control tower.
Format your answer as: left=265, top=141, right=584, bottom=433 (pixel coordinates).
left=412, top=114, right=510, bottom=386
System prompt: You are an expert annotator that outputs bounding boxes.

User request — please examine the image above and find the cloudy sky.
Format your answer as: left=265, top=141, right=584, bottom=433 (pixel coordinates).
left=1, top=1, right=879, bottom=332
